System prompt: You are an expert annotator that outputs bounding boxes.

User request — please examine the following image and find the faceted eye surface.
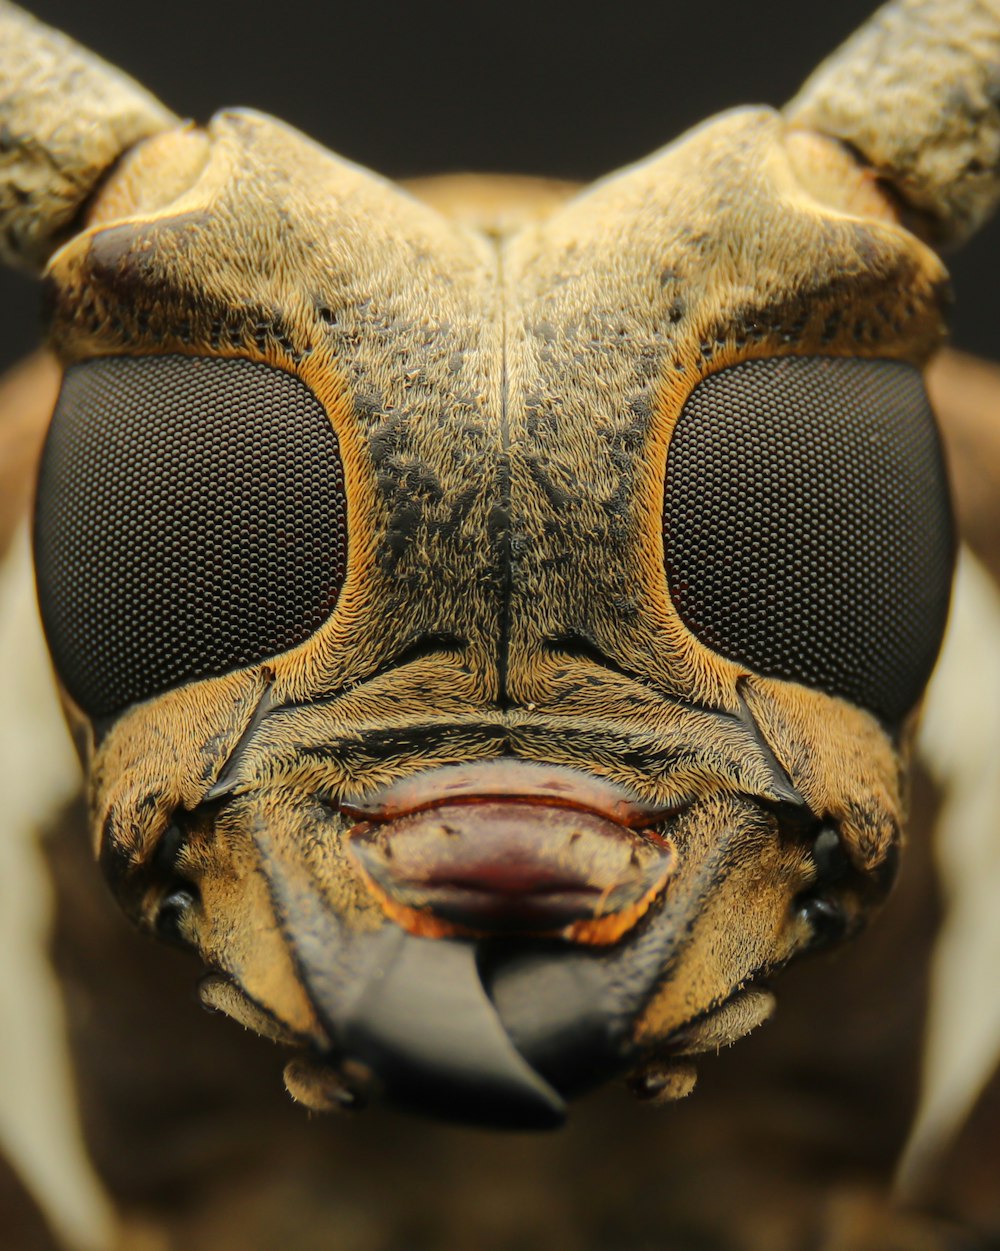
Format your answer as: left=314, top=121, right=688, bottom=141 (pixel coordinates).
left=663, top=356, right=954, bottom=723
left=35, top=355, right=348, bottom=719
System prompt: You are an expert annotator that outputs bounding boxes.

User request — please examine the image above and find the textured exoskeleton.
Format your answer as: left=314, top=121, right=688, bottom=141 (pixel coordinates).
left=0, top=0, right=998, bottom=1139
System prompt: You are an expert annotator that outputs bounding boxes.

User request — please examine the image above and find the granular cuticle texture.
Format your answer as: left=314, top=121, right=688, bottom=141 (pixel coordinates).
left=663, top=355, right=953, bottom=723
left=35, top=354, right=348, bottom=718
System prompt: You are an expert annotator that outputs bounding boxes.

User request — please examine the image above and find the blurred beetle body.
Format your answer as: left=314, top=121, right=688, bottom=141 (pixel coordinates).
left=0, top=0, right=998, bottom=1130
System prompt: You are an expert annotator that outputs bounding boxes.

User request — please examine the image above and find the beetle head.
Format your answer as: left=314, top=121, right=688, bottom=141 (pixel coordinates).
left=30, top=104, right=951, bottom=1125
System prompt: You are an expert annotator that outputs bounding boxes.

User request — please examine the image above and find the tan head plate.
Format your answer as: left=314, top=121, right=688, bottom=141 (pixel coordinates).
left=3, top=0, right=997, bottom=1125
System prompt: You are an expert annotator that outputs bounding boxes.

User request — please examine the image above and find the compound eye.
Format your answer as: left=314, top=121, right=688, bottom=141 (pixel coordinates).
left=663, top=356, right=954, bottom=724
left=34, top=355, right=348, bottom=719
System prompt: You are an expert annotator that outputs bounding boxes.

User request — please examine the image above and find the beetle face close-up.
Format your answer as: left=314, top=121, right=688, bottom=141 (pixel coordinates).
left=8, top=13, right=1000, bottom=1248
left=20, top=88, right=957, bottom=1128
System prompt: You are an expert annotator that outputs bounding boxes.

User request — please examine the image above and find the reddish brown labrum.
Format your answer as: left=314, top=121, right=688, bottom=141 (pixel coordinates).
left=342, top=760, right=678, bottom=944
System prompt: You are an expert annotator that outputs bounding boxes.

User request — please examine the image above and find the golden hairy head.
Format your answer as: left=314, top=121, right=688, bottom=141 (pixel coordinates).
left=4, top=0, right=990, bottom=1125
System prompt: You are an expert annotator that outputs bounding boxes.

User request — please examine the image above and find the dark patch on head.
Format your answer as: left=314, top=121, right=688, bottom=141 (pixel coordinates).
left=299, top=722, right=512, bottom=770
left=426, top=485, right=479, bottom=545
left=380, top=499, right=423, bottom=571
left=526, top=456, right=573, bottom=511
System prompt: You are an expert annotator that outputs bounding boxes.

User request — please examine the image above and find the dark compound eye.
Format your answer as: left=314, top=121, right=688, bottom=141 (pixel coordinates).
left=34, top=355, right=348, bottom=718
left=663, top=356, right=954, bottom=724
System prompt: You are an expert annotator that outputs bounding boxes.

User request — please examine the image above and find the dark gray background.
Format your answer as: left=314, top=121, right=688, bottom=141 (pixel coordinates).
left=2, top=0, right=996, bottom=365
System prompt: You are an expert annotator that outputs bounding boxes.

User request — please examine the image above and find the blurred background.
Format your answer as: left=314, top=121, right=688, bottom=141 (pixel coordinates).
left=0, top=0, right=996, bottom=369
